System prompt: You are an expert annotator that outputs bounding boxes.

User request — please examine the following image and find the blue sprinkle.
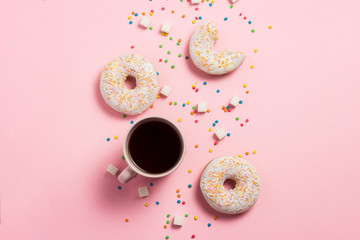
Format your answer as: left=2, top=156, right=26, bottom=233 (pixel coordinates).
left=215, top=120, right=219, bottom=123
left=216, top=89, right=220, bottom=93
left=209, top=3, right=212, bottom=6
left=106, top=138, right=110, bottom=141
left=203, top=82, right=207, bottom=85
left=226, top=106, right=230, bottom=109
left=135, top=13, right=138, bottom=16
left=208, top=223, right=212, bottom=227
left=188, top=184, right=192, bottom=188
left=150, top=182, right=154, bottom=186
left=129, top=21, right=133, bottom=24
left=185, top=56, right=189, bottom=59
left=199, top=16, right=202, bottom=20
left=117, top=186, right=122, bottom=190
left=182, top=103, right=186, bottom=107
left=239, top=100, right=243, bottom=104
left=156, top=201, right=159, bottom=205
left=212, top=123, right=216, bottom=127
left=130, top=121, right=134, bottom=124
left=177, top=200, right=181, bottom=204
left=248, top=21, right=252, bottom=24
left=227, top=133, right=230, bottom=137
left=224, top=17, right=228, bottom=21
left=157, top=72, right=159, bottom=75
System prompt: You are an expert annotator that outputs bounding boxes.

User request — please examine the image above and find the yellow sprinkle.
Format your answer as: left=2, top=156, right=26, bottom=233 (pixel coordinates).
left=250, top=65, right=254, bottom=69
left=209, top=149, right=213, bottom=153
left=192, top=20, right=196, bottom=24
left=114, top=136, right=118, bottom=139
left=149, top=12, right=153, bottom=16
left=243, top=84, right=247, bottom=88
left=238, top=154, right=242, bottom=158
left=178, top=119, right=182, bottom=122
left=128, top=16, right=132, bottom=20
left=157, top=95, right=160, bottom=98
left=186, top=101, right=190, bottom=105
left=209, top=128, right=212, bottom=132
left=145, top=203, right=149, bottom=207
left=211, top=0, right=215, bottom=3
left=254, top=49, right=258, bottom=53
left=253, top=150, right=257, bottom=154
left=188, top=169, right=192, bottom=173
left=192, top=84, right=196, bottom=88
left=268, top=25, right=272, bottom=29
left=194, top=216, right=198, bottom=220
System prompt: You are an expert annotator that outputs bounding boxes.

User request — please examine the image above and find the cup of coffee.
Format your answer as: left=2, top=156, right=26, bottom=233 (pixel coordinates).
left=118, top=116, right=186, bottom=184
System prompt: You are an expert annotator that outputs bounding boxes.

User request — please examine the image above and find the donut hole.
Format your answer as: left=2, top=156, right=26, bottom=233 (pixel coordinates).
left=223, top=179, right=236, bottom=191
left=125, top=75, right=137, bottom=89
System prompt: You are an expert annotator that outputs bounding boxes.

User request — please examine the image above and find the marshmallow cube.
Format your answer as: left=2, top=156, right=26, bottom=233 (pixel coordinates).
left=106, top=164, right=119, bottom=176
left=139, top=16, right=151, bottom=28
left=191, top=0, right=201, bottom=4
left=160, top=85, right=172, bottom=97
left=173, top=216, right=184, bottom=226
left=138, top=186, right=149, bottom=198
left=229, top=96, right=240, bottom=107
left=215, top=128, right=226, bottom=140
left=161, top=22, right=172, bottom=34
left=197, top=102, right=207, bottom=113
left=231, top=0, right=239, bottom=3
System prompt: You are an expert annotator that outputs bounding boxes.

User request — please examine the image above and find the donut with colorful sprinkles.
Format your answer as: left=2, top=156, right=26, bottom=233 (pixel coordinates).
left=100, top=54, right=159, bottom=115
left=189, top=21, right=245, bottom=75
left=200, top=156, right=261, bottom=214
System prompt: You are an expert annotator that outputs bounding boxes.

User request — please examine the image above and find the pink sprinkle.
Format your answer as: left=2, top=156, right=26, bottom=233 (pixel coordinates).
left=244, top=16, right=247, bottom=20
left=195, top=120, right=198, bottom=123
left=191, top=235, right=195, bottom=239
left=151, top=10, right=154, bottom=13
left=159, top=59, right=163, bottom=62
left=239, top=13, right=242, bottom=16
left=228, top=109, right=232, bottom=112
left=195, top=8, right=199, bottom=11
left=130, top=45, right=134, bottom=49
left=195, top=17, right=198, bottom=20
left=214, top=141, right=218, bottom=145
left=245, top=119, right=249, bottom=123
left=192, top=86, right=196, bottom=89
left=182, top=201, right=186, bottom=205
left=195, top=88, right=199, bottom=92
left=194, top=110, right=197, bottom=113
left=240, top=123, right=244, bottom=127
left=161, top=7, right=165, bottom=11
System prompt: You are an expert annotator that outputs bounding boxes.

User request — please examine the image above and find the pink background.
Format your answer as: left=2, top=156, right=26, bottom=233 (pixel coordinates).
left=1, top=0, right=360, bottom=239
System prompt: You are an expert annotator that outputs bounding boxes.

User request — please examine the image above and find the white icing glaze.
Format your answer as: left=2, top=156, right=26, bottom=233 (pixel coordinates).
left=189, top=21, right=245, bottom=75
left=100, top=54, right=159, bottom=115
left=200, top=156, right=261, bottom=214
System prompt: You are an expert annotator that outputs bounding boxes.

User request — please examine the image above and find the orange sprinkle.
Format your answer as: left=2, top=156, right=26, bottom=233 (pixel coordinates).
left=206, top=109, right=210, bottom=113
left=176, top=189, right=180, bottom=193
left=142, top=12, right=146, bottom=15
left=245, top=152, right=249, bottom=155
left=195, top=144, right=198, bottom=148
left=150, top=104, right=154, bottom=108
left=182, top=14, right=186, bottom=18
left=171, top=10, right=175, bottom=14
left=178, top=39, right=182, bottom=42
left=131, top=11, right=135, bottom=15
left=190, top=111, right=194, bottom=115
left=169, top=102, right=173, bottom=105
left=164, top=225, right=167, bottom=229
left=214, top=216, right=218, bottom=220
left=125, top=218, right=129, bottom=222
left=177, top=194, right=181, bottom=198
left=246, top=90, right=249, bottom=94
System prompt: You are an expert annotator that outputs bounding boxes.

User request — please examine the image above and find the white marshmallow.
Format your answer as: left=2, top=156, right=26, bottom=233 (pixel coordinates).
left=160, top=85, right=172, bottom=97
left=231, top=0, right=239, bottom=3
left=173, top=216, right=184, bottom=226
left=161, top=22, right=172, bottom=34
left=191, top=0, right=201, bottom=4
left=197, top=102, right=207, bottom=113
left=139, top=16, right=151, bottom=28
left=138, top=186, right=149, bottom=198
left=106, top=164, right=119, bottom=176
left=229, top=96, right=240, bottom=107
left=215, top=128, right=226, bottom=140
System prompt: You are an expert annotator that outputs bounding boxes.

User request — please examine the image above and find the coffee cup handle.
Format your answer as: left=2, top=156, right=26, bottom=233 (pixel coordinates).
left=118, top=166, right=137, bottom=184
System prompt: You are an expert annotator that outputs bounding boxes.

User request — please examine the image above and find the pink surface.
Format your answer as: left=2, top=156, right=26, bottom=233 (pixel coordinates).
left=1, top=0, right=360, bottom=239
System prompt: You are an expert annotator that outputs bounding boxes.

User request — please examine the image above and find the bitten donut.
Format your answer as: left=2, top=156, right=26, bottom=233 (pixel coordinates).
left=100, top=54, right=159, bottom=115
left=200, top=156, right=261, bottom=214
left=189, top=21, right=245, bottom=75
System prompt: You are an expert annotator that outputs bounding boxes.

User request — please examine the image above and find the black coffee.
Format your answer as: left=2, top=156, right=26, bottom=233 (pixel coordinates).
left=129, top=120, right=182, bottom=174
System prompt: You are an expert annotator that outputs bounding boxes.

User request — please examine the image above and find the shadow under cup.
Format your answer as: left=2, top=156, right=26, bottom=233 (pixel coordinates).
left=123, top=117, right=185, bottom=178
